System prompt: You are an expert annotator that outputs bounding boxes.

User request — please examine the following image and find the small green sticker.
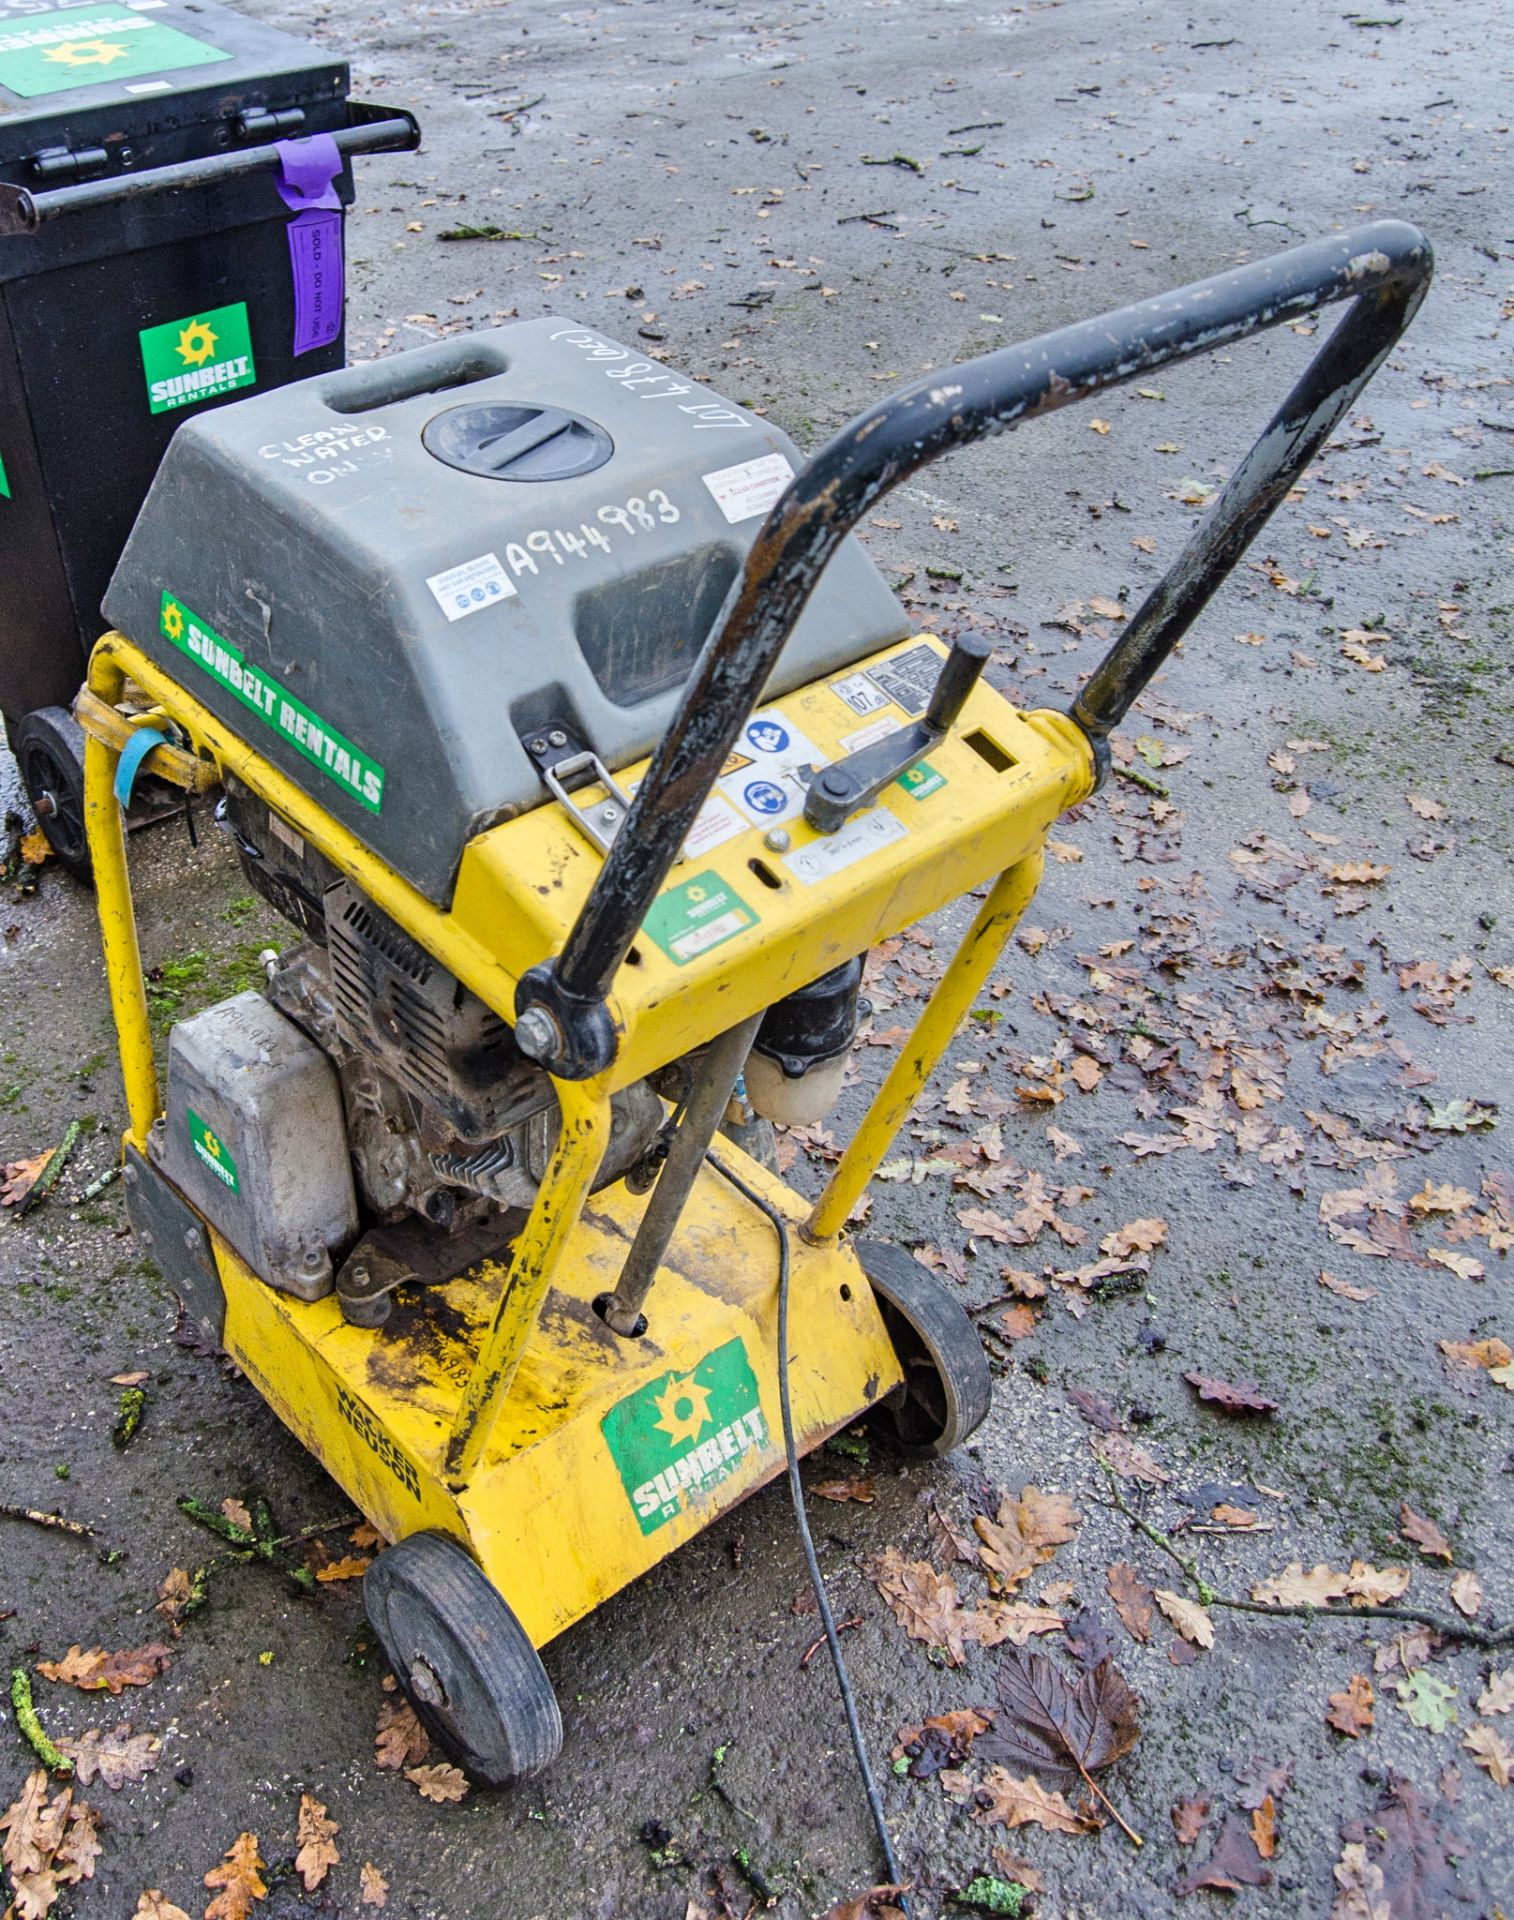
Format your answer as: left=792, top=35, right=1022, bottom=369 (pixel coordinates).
left=601, top=1339, right=769, bottom=1536
left=0, top=4, right=230, bottom=99
left=0, top=446, right=10, bottom=501
left=897, top=760, right=946, bottom=801
left=160, top=592, right=386, bottom=813
left=139, top=301, right=256, bottom=417
left=641, top=869, right=757, bottom=967
left=187, top=1107, right=238, bottom=1193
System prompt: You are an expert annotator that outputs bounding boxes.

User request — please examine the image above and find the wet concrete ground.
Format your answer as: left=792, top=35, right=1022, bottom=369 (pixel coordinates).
left=1, top=0, right=1511, bottom=1914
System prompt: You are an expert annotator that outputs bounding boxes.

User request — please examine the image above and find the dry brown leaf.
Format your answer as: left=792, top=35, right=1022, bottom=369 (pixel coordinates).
left=351, top=1522, right=385, bottom=1551
left=1, top=1150, right=53, bottom=1209
left=1463, top=1723, right=1512, bottom=1788
left=56, top=1723, right=160, bottom=1789
left=973, top=1767, right=1097, bottom=1836
left=1099, top=1217, right=1166, bottom=1258
left=961, top=1601, right=1066, bottom=1648
left=404, top=1763, right=469, bottom=1804
left=220, top=1498, right=253, bottom=1532
left=134, top=1894, right=192, bottom=1920
left=1092, top=1431, right=1170, bottom=1485
left=1106, top=1562, right=1154, bottom=1643
left=1342, top=1561, right=1411, bottom=1606
left=811, top=1476, right=877, bottom=1504
left=821, top=1887, right=909, bottom=1920
left=37, top=1643, right=172, bottom=1694
left=203, top=1832, right=266, bottom=1920
left=360, top=1861, right=389, bottom=1907
left=870, top=1547, right=968, bottom=1664
left=294, top=1795, right=340, bottom=1892
left=1154, top=1588, right=1214, bottom=1649
left=19, top=827, right=54, bottom=867
left=1326, top=1674, right=1375, bottom=1738
left=314, top=1554, right=372, bottom=1583
left=1398, top=1502, right=1453, bottom=1562
left=374, top=1696, right=430, bottom=1770
left=1252, top=1562, right=1352, bottom=1607
left=1183, top=1372, right=1278, bottom=1415
left=1477, top=1670, right=1514, bottom=1716
left=1440, top=1337, right=1513, bottom=1373
left=1250, top=1794, right=1278, bottom=1860
left=155, top=1568, right=196, bottom=1631
left=1172, top=1796, right=1211, bottom=1845
left=974, top=1488, right=1080, bottom=1595
left=1069, top=1055, right=1102, bottom=1093
left=1450, top=1570, right=1482, bottom=1619
left=1331, top=1839, right=1388, bottom=1920
left=1319, top=1270, right=1378, bottom=1302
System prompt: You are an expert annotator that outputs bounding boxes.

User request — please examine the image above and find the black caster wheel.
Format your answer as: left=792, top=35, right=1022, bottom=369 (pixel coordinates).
left=14, top=706, right=90, bottom=881
left=857, top=1239, right=992, bottom=1458
left=364, top=1532, right=562, bottom=1786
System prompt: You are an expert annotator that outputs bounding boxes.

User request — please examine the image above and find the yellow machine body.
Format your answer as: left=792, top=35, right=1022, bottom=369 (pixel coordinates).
left=80, top=627, right=1092, bottom=1648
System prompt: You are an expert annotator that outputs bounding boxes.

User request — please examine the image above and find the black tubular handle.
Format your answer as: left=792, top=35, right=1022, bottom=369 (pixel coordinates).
left=0, top=103, right=420, bottom=235
left=516, top=218, right=1432, bottom=1077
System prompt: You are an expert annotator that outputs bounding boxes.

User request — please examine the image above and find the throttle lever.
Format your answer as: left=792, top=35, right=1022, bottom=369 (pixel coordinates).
left=803, top=631, right=993, bottom=834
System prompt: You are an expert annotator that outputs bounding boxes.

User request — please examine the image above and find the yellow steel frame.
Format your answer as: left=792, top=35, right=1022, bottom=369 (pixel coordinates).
left=80, top=627, right=1091, bottom=1642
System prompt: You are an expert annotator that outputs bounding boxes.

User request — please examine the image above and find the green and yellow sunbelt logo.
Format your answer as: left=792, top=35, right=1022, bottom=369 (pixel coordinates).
left=139, top=302, right=257, bottom=416
left=601, top=1339, right=769, bottom=1536
left=0, top=445, right=10, bottom=501
left=159, top=592, right=386, bottom=813
left=187, top=1107, right=238, bottom=1193
left=0, top=4, right=230, bottom=100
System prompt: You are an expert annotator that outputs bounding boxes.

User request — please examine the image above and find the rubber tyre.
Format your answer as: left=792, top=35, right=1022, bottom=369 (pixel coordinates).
left=857, top=1240, right=992, bottom=1458
left=14, top=706, right=90, bottom=881
left=364, top=1532, right=562, bottom=1786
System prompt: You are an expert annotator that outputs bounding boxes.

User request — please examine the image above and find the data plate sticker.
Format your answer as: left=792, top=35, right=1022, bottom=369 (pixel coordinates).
left=602, top=1338, right=769, bottom=1536
left=642, top=871, right=758, bottom=966
left=426, top=552, right=518, bottom=621
left=784, top=806, right=908, bottom=885
left=701, top=452, right=795, bottom=524
left=715, top=710, right=823, bottom=826
left=830, top=669, right=895, bottom=718
left=0, top=3, right=230, bottom=96
left=866, top=642, right=943, bottom=717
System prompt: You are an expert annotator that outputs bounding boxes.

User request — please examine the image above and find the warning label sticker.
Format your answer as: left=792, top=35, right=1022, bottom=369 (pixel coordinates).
left=715, top=710, right=823, bottom=828
left=866, top=642, right=943, bottom=717
left=642, top=870, right=758, bottom=967
left=783, top=807, right=908, bottom=886
left=0, top=5, right=229, bottom=99
left=701, top=452, right=795, bottom=525
left=425, top=552, right=518, bottom=622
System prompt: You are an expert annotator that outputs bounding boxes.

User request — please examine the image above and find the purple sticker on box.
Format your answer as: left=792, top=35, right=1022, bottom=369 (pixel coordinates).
left=275, top=135, right=345, bottom=357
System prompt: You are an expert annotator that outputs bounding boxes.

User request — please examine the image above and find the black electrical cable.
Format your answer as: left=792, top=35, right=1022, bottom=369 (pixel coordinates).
left=708, top=1151, right=910, bottom=1912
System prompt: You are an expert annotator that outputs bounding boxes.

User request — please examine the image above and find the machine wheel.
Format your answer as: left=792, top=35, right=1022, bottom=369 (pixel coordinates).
left=14, top=706, right=90, bottom=880
left=364, top=1532, right=562, bottom=1786
left=857, top=1240, right=992, bottom=1458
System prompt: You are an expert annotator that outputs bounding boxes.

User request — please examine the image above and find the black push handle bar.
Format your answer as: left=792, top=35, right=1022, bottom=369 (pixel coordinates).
left=515, top=218, right=1432, bottom=1078
left=0, top=102, right=420, bottom=235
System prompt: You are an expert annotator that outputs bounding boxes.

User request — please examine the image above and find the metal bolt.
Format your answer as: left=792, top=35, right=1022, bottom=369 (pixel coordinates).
left=122, top=1164, right=138, bottom=1187
left=139, top=1230, right=154, bottom=1247
left=819, top=769, right=852, bottom=798
left=600, top=805, right=619, bottom=823
left=302, top=1246, right=324, bottom=1268
left=184, top=1227, right=202, bottom=1251
left=408, top=1656, right=447, bottom=1708
left=547, top=729, right=567, bottom=748
left=528, top=736, right=547, bottom=755
left=514, top=1006, right=560, bottom=1061
left=763, top=826, right=791, bottom=853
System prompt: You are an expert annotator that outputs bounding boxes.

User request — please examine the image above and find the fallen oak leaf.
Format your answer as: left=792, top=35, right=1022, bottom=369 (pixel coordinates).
left=134, top=1893, right=192, bottom=1920
left=1174, top=1810, right=1272, bottom=1894
left=1099, top=1218, right=1167, bottom=1258
left=870, top=1546, right=969, bottom=1665
left=359, top=1861, right=389, bottom=1907
left=404, top=1763, right=468, bottom=1803
left=1252, top=1562, right=1351, bottom=1607
left=37, top=1643, right=172, bottom=1694
left=1153, top=1589, right=1214, bottom=1650
left=374, top=1695, right=430, bottom=1770
left=1449, top=1570, right=1482, bottom=1619
left=1463, top=1722, right=1512, bottom=1788
left=55, top=1723, right=161, bottom=1789
left=973, top=1766, right=1098, bottom=1836
left=977, top=1650, right=1142, bottom=1842
left=1172, top=1796, right=1211, bottom=1845
left=810, top=1477, right=877, bottom=1503
left=314, top=1554, right=372, bottom=1583
left=294, top=1794, right=340, bottom=1892
left=1183, top=1372, right=1279, bottom=1415
left=1327, top=1674, right=1375, bottom=1738
left=1343, top=1561, right=1411, bottom=1606
left=1319, top=1269, right=1378, bottom=1302
left=1250, top=1794, right=1278, bottom=1860
left=0, top=1150, right=53, bottom=1209
left=1478, top=1670, right=1514, bottom=1716
left=1106, top=1561, right=1154, bottom=1644
left=1398, top=1502, right=1452, bottom=1562
left=203, top=1831, right=266, bottom=1920
left=962, top=1601, right=1067, bottom=1649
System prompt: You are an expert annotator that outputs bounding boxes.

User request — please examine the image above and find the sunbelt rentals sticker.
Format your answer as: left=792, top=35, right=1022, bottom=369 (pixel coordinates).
left=601, top=1339, right=769, bottom=1536
left=139, top=302, right=257, bottom=417
left=0, top=4, right=231, bottom=100
left=160, top=592, right=386, bottom=813
left=186, top=1108, right=238, bottom=1193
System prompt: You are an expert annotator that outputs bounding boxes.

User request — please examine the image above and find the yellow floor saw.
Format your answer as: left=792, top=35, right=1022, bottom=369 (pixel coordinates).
left=77, top=221, right=1429, bottom=1794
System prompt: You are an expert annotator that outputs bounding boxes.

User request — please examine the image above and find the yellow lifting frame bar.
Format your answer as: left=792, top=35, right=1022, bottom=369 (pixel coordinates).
left=805, top=851, right=1045, bottom=1244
